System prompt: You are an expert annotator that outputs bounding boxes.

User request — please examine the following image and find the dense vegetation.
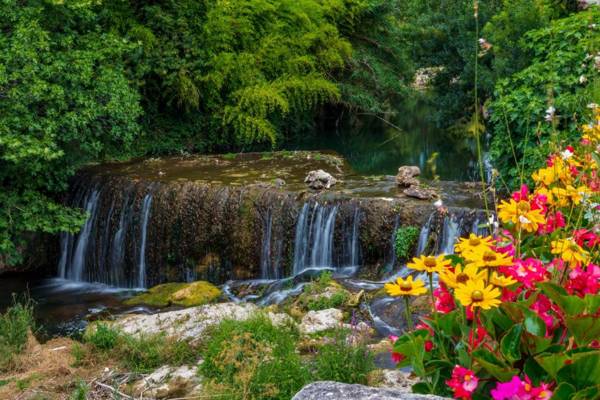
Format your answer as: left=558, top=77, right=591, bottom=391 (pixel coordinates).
left=1, top=0, right=598, bottom=265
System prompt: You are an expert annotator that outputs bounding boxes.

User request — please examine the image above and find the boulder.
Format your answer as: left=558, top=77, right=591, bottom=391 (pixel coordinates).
left=305, top=169, right=337, bottom=190
left=292, top=381, right=450, bottom=400
left=299, top=308, right=344, bottom=334
left=108, top=302, right=293, bottom=341
left=131, top=365, right=201, bottom=399
left=395, top=166, right=420, bottom=188
left=124, top=281, right=221, bottom=307
left=403, top=186, right=437, bottom=200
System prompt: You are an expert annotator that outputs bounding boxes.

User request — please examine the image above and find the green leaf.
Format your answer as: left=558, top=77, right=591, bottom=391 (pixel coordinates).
left=522, top=308, right=546, bottom=337
left=564, top=316, right=600, bottom=347
left=552, top=383, right=576, bottom=400
left=535, top=353, right=569, bottom=379
left=500, top=324, right=522, bottom=363
left=557, top=352, right=600, bottom=390
left=473, top=348, right=519, bottom=381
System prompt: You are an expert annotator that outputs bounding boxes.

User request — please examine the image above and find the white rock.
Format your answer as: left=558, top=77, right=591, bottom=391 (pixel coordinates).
left=299, top=308, right=344, bottom=334
left=377, top=369, right=419, bottom=391
left=112, top=302, right=293, bottom=341
left=132, top=365, right=201, bottom=399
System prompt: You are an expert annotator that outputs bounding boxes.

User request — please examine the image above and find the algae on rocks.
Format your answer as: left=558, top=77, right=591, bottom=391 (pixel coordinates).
left=124, top=281, right=221, bottom=307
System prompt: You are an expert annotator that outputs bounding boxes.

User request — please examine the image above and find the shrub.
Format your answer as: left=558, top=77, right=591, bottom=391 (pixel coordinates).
left=0, top=299, right=34, bottom=370
left=201, top=316, right=309, bottom=400
left=313, top=331, right=375, bottom=385
left=395, top=226, right=420, bottom=261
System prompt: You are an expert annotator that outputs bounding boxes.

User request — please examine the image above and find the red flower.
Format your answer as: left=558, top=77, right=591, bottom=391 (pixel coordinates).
left=567, top=264, right=600, bottom=296
left=573, top=229, right=600, bottom=248
left=446, top=365, right=478, bottom=399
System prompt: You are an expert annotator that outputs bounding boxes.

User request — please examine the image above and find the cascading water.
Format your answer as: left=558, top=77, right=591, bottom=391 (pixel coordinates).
left=292, top=202, right=339, bottom=274
left=137, top=193, right=153, bottom=288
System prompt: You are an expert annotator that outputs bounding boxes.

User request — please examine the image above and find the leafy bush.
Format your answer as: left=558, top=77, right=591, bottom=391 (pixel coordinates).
left=201, top=316, right=308, bottom=400
left=489, top=9, right=600, bottom=187
left=0, top=300, right=34, bottom=370
left=313, top=331, right=375, bottom=384
left=395, top=226, right=420, bottom=261
left=84, top=324, right=196, bottom=373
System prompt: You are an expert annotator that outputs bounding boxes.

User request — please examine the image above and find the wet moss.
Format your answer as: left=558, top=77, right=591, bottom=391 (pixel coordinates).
left=124, top=281, right=221, bottom=307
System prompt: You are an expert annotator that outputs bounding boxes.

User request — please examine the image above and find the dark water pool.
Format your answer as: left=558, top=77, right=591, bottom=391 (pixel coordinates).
left=0, top=275, right=149, bottom=339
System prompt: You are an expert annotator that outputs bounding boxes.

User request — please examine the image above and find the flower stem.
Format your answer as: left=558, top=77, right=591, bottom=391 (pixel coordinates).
left=404, top=296, right=413, bottom=331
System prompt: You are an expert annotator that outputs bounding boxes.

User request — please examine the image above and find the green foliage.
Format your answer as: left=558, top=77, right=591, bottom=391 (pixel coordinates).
left=306, top=291, right=349, bottom=311
left=0, top=0, right=142, bottom=264
left=488, top=9, right=600, bottom=187
left=84, top=324, right=196, bottom=373
left=70, top=380, right=89, bottom=400
left=313, top=331, right=375, bottom=384
left=201, top=316, right=308, bottom=400
left=0, top=299, right=34, bottom=371
left=394, top=226, right=420, bottom=261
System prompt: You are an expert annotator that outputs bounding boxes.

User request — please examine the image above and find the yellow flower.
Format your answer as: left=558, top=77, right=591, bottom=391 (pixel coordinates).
left=440, top=264, right=486, bottom=289
left=490, top=272, right=517, bottom=287
left=497, top=199, right=546, bottom=233
left=532, top=166, right=556, bottom=186
left=466, top=248, right=513, bottom=269
left=551, top=239, right=589, bottom=267
left=455, top=279, right=502, bottom=310
left=407, top=255, right=451, bottom=274
left=384, top=275, right=428, bottom=297
left=454, top=234, right=494, bottom=259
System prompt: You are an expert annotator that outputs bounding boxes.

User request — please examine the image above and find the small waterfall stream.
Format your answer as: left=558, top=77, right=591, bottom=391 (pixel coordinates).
left=137, top=193, right=153, bottom=288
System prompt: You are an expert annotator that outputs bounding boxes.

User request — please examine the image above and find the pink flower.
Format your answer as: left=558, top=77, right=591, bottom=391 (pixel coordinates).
left=538, top=211, right=565, bottom=234
left=500, top=258, right=548, bottom=289
left=567, top=264, right=600, bottom=296
left=491, top=376, right=552, bottom=400
left=573, top=229, right=600, bottom=248
left=530, top=295, right=558, bottom=337
left=434, top=284, right=455, bottom=313
left=388, top=335, right=405, bottom=364
left=446, top=365, right=478, bottom=399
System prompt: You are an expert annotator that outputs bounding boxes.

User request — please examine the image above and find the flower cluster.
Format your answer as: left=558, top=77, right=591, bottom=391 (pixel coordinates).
left=387, top=107, right=600, bottom=399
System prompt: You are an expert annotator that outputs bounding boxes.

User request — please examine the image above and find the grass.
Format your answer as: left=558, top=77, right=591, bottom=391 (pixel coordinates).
left=306, top=291, right=348, bottom=311
left=200, top=316, right=376, bottom=400
left=69, top=380, right=89, bottom=400
left=201, top=316, right=309, bottom=400
left=312, top=330, right=375, bottom=385
left=83, top=323, right=197, bottom=373
left=0, top=298, right=35, bottom=371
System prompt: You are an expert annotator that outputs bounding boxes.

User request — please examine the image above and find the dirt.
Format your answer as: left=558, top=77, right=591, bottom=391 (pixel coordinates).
left=0, top=334, right=115, bottom=400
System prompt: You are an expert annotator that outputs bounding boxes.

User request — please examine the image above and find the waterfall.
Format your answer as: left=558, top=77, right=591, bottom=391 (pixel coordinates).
left=260, top=209, right=278, bottom=279
left=416, top=213, right=433, bottom=255
left=109, top=193, right=132, bottom=286
left=137, top=193, right=153, bottom=288
left=292, top=202, right=339, bottom=274
left=348, top=206, right=361, bottom=267
left=440, top=214, right=460, bottom=255
left=60, top=188, right=101, bottom=281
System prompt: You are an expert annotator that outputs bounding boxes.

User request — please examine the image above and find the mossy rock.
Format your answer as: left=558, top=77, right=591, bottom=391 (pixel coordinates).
left=124, top=281, right=221, bottom=307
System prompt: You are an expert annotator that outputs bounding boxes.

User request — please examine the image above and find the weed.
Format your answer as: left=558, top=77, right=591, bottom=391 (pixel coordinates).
left=70, top=380, right=88, bottom=400
left=84, top=324, right=196, bottom=373
left=0, top=298, right=35, bottom=370
left=313, top=331, right=375, bottom=385
left=306, top=291, right=348, bottom=311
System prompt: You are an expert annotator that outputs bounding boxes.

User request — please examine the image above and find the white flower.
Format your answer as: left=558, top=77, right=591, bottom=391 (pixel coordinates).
left=579, top=75, right=588, bottom=84
left=433, top=199, right=443, bottom=208
left=519, top=215, right=531, bottom=225
left=588, top=103, right=599, bottom=109
left=544, top=106, right=556, bottom=122
left=561, top=149, right=574, bottom=160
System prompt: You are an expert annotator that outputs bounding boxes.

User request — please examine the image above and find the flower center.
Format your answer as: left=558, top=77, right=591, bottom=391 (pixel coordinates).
left=456, top=273, right=469, bottom=284
left=400, top=281, right=413, bottom=291
left=517, top=201, right=531, bottom=213
left=482, top=251, right=497, bottom=262
left=524, top=383, right=532, bottom=392
left=464, top=374, right=471, bottom=382
left=471, top=290, right=484, bottom=302
left=468, top=237, right=481, bottom=246
left=424, top=257, right=437, bottom=268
